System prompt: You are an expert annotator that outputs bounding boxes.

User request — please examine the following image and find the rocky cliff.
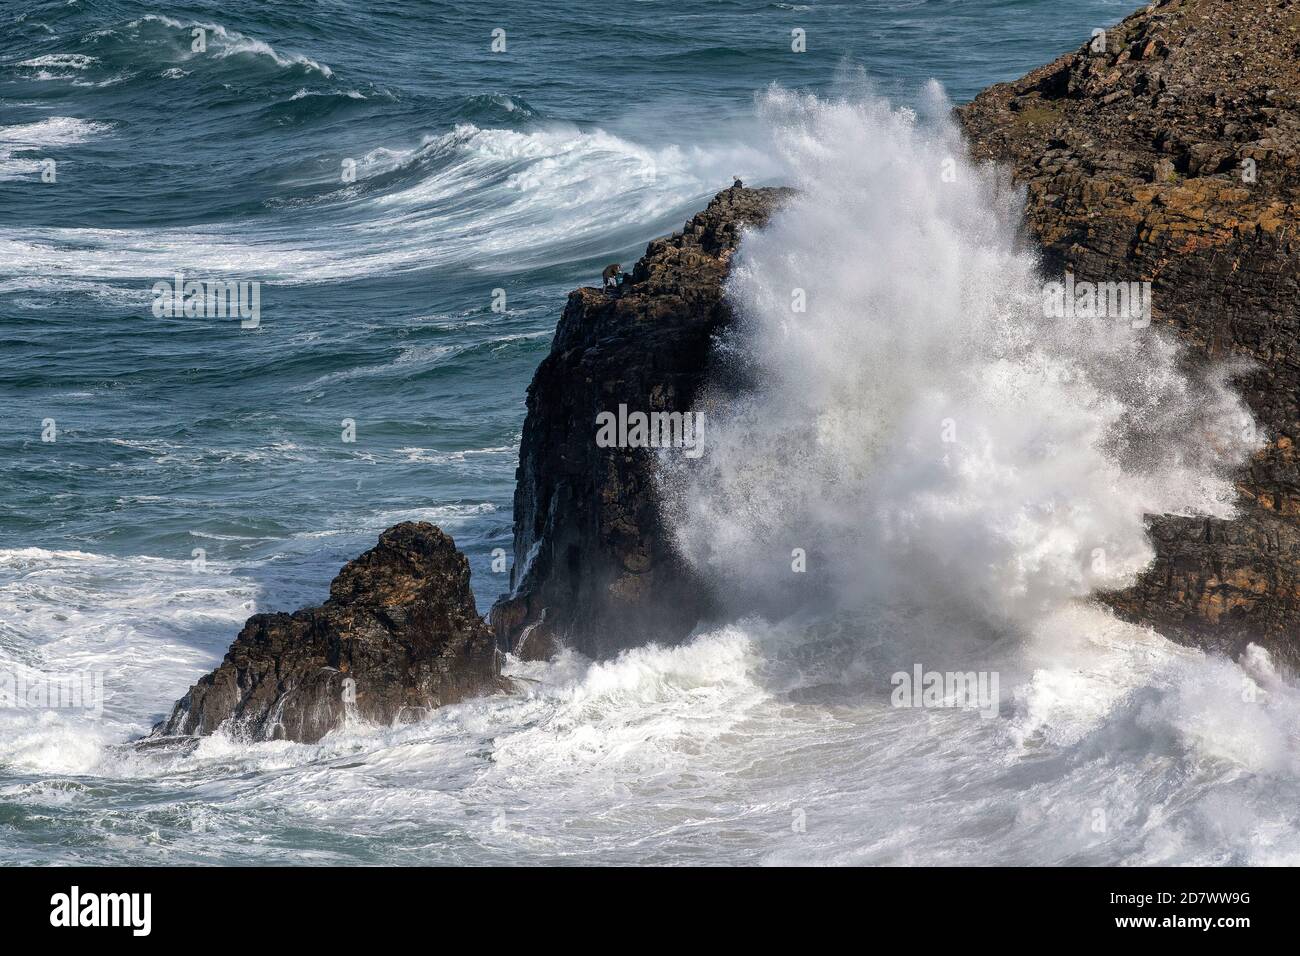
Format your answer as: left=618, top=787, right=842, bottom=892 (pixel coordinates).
left=155, top=522, right=504, bottom=743
left=490, top=185, right=792, bottom=660
left=958, top=0, right=1300, bottom=667
left=496, top=0, right=1300, bottom=669
left=154, top=1, right=1300, bottom=735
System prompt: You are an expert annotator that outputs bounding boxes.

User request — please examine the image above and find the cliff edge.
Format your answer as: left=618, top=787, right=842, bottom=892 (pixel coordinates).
left=959, top=0, right=1300, bottom=666
left=491, top=185, right=792, bottom=660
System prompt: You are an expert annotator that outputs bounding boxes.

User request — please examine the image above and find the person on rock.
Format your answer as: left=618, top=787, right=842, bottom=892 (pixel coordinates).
left=601, top=263, right=622, bottom=291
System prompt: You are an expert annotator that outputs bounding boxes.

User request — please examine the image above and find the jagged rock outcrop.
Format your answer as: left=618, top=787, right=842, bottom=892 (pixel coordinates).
left=491, top=185, right=792, bottom=660
left=155, top=522, right=504, bottom=743
left=959, top=0, right=1300, bottom=667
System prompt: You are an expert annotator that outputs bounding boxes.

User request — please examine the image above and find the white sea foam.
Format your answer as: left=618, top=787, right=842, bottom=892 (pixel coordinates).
left=17, top=54, right=98, bottom=70
left=396, top=444, right=518, bottom=464
left=21, top=605, right=1291, bottom=865
left=2, top=552, right=1297, bottom=863
left=288, top=88, right=365, bottom=101
left=368, top=502, right=497, bottom=527
left=0, top=548, right=257, bottom=776
left=0, top=116, right=109, bottom=181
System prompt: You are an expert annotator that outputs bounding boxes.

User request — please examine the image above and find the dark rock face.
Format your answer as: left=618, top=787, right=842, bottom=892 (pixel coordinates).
left=491, top=185, right=792, bottom=660
left=958, top=0, right=1300, bottom=667
left=156, top=522, right=504, bottom=743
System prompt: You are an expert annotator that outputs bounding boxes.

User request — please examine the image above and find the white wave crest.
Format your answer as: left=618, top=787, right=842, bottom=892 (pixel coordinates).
left=0, top=121, right=779, bottom=286
left=131, top=15, right=334, bottom=77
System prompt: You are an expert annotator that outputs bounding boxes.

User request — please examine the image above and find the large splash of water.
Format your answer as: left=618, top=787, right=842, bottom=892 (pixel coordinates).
left=664, top=84, right=1262, bottom=633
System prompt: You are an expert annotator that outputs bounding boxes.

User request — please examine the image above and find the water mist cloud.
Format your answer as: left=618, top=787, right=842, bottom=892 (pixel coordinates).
left=662, top=84, right=1262, bottom=631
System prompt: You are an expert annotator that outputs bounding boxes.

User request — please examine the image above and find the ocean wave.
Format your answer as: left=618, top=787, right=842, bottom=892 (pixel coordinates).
left=288, top=88, right=366, bottom=102
left=0, top=121, right=779, bottom=283
left=60, top=604, right=1300, bottom=865
left=451, top=93, right=542, bottom=125
left=396, top=444, right=519, bottom=465
left=21, top=70, right=133, bottom=88
left=0, top=117, right=112, bottom=147
left=368, top=502, right=498, bottom=526
left=126, top=15, right=334, bottom=77
left=295, top=344, right=462, bottom=390
left=2, top=522, right=1295, bottom=864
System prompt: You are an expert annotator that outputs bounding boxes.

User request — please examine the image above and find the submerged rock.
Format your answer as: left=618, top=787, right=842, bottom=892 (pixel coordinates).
left=491, top=184, right=792, bottom=660
left=959, top=0, right=1300, bottom=667
left=155, top=522, right=504, bottom=743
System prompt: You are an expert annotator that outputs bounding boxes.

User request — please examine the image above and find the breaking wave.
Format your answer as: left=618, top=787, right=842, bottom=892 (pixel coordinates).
left=0, top=121, right=777, bottom=286
left=664, top=84, right=1262, bottom=631
left=122, top=15, right=335, bottom=77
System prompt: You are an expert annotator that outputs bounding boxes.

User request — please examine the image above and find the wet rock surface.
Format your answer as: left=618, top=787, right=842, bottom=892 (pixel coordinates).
left=155, top=522, right=504, bottom=743
left=959, top=0, right=1300, bottom=666
left=491, top=185, right=792, bottom=660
